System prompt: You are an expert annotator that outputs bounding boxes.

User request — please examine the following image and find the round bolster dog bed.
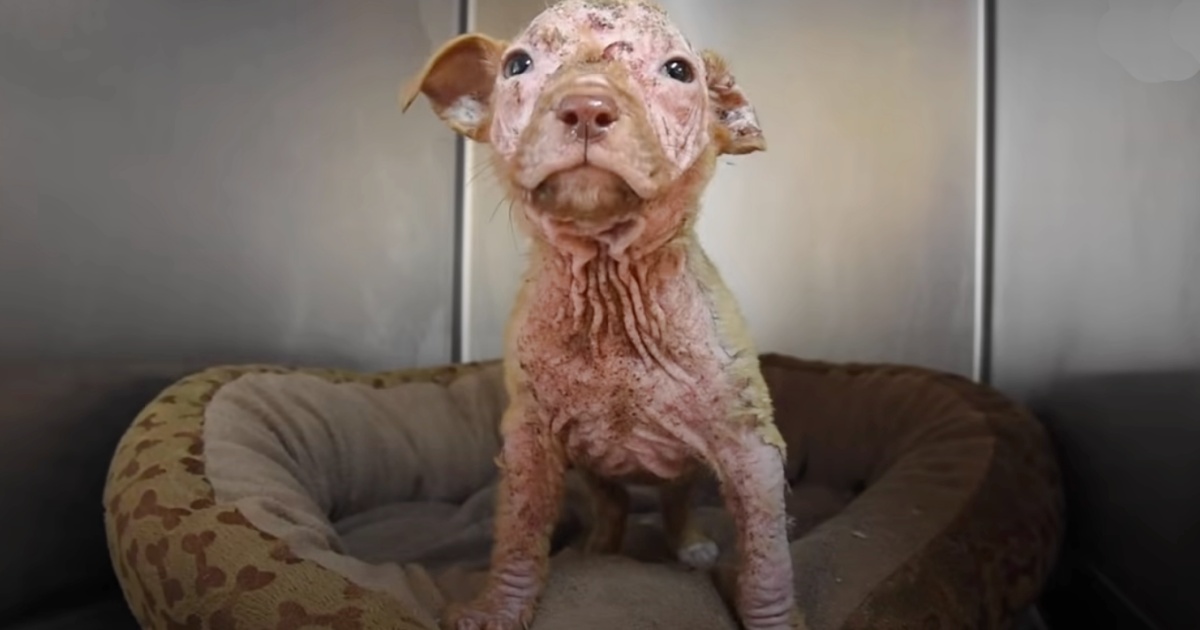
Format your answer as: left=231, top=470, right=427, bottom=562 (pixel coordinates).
left=103, top=354, right=1063, bottom=630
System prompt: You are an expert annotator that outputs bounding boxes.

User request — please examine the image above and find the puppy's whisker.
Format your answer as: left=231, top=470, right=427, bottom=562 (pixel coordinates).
left=472, top=158, right=495, bottom=177
left=467, top=161, right=499, bottom=187
left=489, top=196, right=507, bottom=223
left=507, top=198, right=519, bottom=250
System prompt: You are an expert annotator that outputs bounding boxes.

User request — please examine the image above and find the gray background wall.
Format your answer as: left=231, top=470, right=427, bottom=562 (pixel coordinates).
left=1, top=0, right=1197, bottom=627
left=0, top=0, right=985, bottom=376
left=994, top=0, right=1200, bottom=399
left=0, top=0, right=461, bottom=370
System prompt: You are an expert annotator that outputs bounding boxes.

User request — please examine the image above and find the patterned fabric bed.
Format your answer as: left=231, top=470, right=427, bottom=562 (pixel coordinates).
left=103, top=353, right=1064, bottom=629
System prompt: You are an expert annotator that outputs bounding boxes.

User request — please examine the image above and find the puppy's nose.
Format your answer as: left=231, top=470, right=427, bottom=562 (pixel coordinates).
left=555, top=93, right=619, bottom=139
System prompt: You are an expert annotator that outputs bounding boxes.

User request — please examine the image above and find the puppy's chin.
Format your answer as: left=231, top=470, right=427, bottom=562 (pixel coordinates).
left=530, top=166, right=642, bottom=227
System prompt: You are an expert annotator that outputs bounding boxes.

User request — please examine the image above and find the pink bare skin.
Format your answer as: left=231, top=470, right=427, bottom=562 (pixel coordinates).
left=403, top=1, right=801, bottom=629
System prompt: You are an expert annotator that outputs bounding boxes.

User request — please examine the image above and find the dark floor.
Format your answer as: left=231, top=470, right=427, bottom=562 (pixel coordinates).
left=7, top=600, right=1059, bottom=630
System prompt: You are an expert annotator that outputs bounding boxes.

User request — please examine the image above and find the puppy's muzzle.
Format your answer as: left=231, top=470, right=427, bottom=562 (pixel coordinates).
left=553, top=78, right=620, bottom=143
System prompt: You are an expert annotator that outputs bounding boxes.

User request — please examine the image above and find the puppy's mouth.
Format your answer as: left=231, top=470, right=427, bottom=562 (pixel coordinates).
left=530, top=165, right=643, bottom=226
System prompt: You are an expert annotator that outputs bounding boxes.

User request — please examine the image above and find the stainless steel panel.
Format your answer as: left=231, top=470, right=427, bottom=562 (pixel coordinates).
left=994, top=1, right=1200, bottom=627
left=993, top=0, right=1200, bottom=397
left=0, top=0, right=461, bottom=370
left=463, top=0, right=982, bottom=376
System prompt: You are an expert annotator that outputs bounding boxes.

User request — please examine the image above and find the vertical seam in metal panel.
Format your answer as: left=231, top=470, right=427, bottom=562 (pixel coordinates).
left=450, top=0, right=472, bottom=363
left=973, top=0, right=997, bottom=384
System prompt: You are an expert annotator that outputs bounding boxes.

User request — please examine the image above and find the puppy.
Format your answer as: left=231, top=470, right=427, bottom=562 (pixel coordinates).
left=404, top=1, right=799, bottom=628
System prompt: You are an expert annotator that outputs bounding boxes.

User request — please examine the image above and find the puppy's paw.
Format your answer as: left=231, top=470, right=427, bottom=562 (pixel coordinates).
left=738, top=600, right=806, bottom=630
left=675, top=537, right=720, bottom=570
left=441, top=602, right=529, bottom=630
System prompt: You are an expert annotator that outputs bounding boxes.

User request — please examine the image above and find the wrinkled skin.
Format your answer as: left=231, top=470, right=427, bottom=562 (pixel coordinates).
left=403, top=2, right=801, bottom=629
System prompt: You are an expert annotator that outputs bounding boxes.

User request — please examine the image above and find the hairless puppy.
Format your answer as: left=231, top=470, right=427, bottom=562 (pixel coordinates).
left=404, top=1, right=800, bottom=628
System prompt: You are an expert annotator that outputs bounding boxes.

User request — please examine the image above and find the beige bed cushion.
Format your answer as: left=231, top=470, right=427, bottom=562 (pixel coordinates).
left=103, top=355, right=1063, bottom=629
left=202, top=363, right=744, bottom=629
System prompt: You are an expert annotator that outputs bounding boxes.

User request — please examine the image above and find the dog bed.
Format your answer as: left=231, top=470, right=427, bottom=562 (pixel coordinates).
left=103, top=353, right=1063, bottom=629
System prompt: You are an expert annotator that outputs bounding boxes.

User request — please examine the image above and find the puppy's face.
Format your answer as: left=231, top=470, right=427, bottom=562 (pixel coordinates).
left=405, top=0, right=764, bottom=249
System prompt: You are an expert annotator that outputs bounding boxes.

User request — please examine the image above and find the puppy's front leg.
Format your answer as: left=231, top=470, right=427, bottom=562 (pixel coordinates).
left=712, top=424, right=803, bottom=630
left=444, top=404, right=565, bottom=630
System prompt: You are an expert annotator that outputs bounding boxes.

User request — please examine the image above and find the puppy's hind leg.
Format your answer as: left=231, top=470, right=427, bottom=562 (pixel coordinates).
left=581, top=470, right=629, bottom=555
left=660, top=476, right=720, bottom=570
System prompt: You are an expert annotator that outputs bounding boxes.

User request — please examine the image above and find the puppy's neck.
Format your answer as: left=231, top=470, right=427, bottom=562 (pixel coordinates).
left=523, top=213, right=701, bottom=379
left=509, top=151, right=724, bottom=380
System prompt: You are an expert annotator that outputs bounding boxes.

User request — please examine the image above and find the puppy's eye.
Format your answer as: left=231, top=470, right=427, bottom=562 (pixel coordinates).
left=503, top=51, right=533, bottom=78
left=663, top=58, right=694, bottom=83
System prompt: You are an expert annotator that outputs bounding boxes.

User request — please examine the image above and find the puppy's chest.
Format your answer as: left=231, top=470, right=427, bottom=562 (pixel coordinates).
left=514, top=265, right=734, bottom=478
left=525, top=347, right=729, bottom=479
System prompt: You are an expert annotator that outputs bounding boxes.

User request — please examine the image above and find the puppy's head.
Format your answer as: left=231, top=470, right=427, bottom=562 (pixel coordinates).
left=404, top=0, right=764, bottom=252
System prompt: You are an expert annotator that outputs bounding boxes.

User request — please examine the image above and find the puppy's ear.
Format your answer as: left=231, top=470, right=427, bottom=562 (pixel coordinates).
left=701, top=50, right=766, bottom=155
left=401, top=34, right=507, bottom=142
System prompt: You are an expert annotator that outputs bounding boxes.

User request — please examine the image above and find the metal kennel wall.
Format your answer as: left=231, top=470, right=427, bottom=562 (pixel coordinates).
left=0, top=0, right=464, bottom=369
left=0, top=0, right=991, bottom=378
